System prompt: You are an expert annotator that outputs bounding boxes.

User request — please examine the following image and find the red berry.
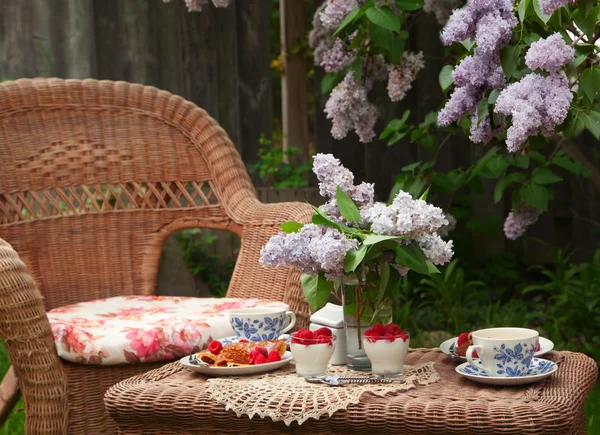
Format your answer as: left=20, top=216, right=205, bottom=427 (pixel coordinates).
left=291, top=329, right=314, bottom=345
left=384, top=333, right=396, bottom=342
left=473, top=350, right=479, bottom=358
left=317, top=336, right=331, bottom=344
left=239, top=339, right=249, bottom=343
left=457, top=333, right=469, bottom=346
left=384, top=323, right=401, bottom=336
left=398, top=330, right=410, bottom=342
left=372, top=324, right=386, bottom=335
left=313, top=327, right=332, bottom=337
left=267, top=351, right=281, bottom=362
left=208, top=340, right=223, bottom=355
left=253, top=354, right=268, bottom=365
left=536, top=343, right=541, bottom=352
left=254, top=346, right=268, bottom=357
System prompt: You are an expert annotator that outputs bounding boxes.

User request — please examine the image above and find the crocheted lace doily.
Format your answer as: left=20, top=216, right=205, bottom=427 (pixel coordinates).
left=206, top=362, right=440, bottom=426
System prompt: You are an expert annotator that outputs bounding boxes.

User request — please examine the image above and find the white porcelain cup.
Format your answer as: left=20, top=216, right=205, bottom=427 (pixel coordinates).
left=466, top=327, right=539, bottom=377
left=228, top=308, right=296, bottom=342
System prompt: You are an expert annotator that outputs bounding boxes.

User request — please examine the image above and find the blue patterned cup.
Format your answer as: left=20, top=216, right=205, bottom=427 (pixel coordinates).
left=228, top=308, right=296, bottom=342
left=467, top=327, right=539, bottom=377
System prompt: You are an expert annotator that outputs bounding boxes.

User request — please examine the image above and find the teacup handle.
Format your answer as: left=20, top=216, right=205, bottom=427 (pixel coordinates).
left=280, top=311, right=296, bottom=334
left=466, top=345, right=492, bottom=375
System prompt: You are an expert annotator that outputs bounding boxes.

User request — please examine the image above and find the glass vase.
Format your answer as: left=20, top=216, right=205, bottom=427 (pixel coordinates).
left=339, top=268, right=393, bottom=371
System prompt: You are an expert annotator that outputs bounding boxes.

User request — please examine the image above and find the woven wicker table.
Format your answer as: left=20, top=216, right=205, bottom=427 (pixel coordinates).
left=105, top=349, right=597, bottom=434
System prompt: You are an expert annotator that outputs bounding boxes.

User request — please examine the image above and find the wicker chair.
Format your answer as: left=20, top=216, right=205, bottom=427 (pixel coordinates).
left=0, top=78, right=313, bottom=434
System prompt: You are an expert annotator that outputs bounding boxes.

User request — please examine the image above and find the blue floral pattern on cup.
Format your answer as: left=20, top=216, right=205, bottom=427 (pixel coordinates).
left=230, top=315, right=283, bottom=341
left=458, top=358, right=556, bottom=378
left=492, top=342, right=537, bottom=376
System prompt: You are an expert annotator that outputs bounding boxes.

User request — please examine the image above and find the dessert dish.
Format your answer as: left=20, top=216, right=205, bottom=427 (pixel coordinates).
left=290, top=328, right=336, bottom=377
left=195, top=339, right=286, bottom=367
left=363, top=323, right=410, bottom=377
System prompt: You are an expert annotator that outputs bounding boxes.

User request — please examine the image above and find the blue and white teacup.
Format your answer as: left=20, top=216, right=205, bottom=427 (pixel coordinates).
left=467, top=327, right=539, bottom=377
left=228, top=308, right=296, bottom=342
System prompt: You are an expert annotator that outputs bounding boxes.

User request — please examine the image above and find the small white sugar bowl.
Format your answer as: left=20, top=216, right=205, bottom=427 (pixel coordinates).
left=309, top=303, right=346, bottom=365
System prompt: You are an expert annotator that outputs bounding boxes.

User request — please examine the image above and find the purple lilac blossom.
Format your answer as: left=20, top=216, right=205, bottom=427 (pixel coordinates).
left=259, top=224, right=358, bottom=280
left=424, top=0, right=464, bottom=24
left=525, top=33, right=574, bottom=73
left=321, top=38, right=355, bottom=73
left=320, top=0, right=363, bottom=29
left=309, top=2, right=334, bottom=66
left=324, top=73, right=379, bottom=143
left=538, top=0, right=572, bottom=15
left=503, top=204, right=542, bottom=240
left=387, top=52, right=425, bottom=102
left=415, top=234, right=454, bottom=265
left=495, top=72, right=573, bottom=151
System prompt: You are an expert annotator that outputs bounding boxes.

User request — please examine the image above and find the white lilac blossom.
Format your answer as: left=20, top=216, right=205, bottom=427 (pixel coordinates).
left=439, top=0, right=517, bottom=143
left=387, top=52, right=425, bottom=102
left=320, top=0, right=363, bottom=29
left=503, top=204, right=542, bottom=240
left=415, top=234, right=454, bottom=265
left=438, top=213, right=457, bottom=238
left=325, top=73, right=379, bottom=143
left=362, top=192, right=449, bottom=238
left=259, top=224, right=358, bottom=280
left=538, top=0, right=572, bottom=15
left=321, top=38, right=355, bottom=73
left=309, top=2, right=334, bottom=66
left=525, top=33, right=574, bottom=73
left=495, top=72, right=573, bottom=151
left=424, top=0, right=464, bottom=24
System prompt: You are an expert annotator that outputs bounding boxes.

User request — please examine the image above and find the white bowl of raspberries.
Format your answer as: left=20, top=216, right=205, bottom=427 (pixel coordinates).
left=363, top=323, right=410, bottom=377
left=290, top=327, right=337, bottom=378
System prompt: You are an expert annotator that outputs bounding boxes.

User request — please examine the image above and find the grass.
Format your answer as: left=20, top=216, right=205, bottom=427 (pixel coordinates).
left=587, top=383, right=600, bottom=435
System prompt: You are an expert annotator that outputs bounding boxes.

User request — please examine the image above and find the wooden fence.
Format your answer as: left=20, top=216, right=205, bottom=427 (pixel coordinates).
left=1, top=0, right=598, bottom=277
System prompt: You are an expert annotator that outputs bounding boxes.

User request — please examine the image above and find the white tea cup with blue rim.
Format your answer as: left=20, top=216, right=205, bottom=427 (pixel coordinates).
left=466, top=327, right=539, bottom=377
left=228, top=308, right=296, bottom=341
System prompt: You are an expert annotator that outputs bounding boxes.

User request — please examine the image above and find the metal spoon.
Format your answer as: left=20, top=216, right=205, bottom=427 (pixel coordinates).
left=305, top=375, right=407, bottom=386
left=188, top=354, right=211, bottom=367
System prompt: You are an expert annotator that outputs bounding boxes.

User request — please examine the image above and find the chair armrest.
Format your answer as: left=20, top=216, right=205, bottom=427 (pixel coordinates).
left=0, top=238, right=68, bottom=431
left=227, top=199, right=315, bottom=329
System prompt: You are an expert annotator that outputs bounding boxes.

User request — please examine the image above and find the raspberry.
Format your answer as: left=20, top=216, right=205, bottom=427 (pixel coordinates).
left=313, top=327, right=332, bottom=337
left=372, top=324, right=386, bottom=335
left=254, top=346, right=268, bottom=357
left=384, top=333, right=396, bottom=342
left=267, top=351, right=281, bottom=362
left=536, top=342, right=541, bottom=352
left=384, top=323, right=401, bottom=336
left=397, top=330, right=409, bottom=342
left=472, top=350, right=479, bottom=358
left=457, top=333, right=469, bottom=346
left=239, top=339, right=249, bottom=343
left=208, top=340, right=223, bottom=355
left=253, top=354, right=268, bottom=365
left=291, top=329, right=314, bottom=345
left=317, top=336, right=331, bottom=344
left=366, top=331, right=381, bottom=343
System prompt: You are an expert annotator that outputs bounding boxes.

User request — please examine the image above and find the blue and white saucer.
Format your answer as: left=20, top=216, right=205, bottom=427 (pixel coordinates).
left=218, top=334, right=290, bottom=345
left=456, top=357, right=558, bottom=386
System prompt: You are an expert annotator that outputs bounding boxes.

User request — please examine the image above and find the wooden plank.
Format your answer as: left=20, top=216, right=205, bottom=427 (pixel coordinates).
left=93, top=0, right=159, bottom=85
left=152, top=0, right=184, bottom=97
left=0, top=0, right=37, bottom=79
left=236, top=0, right=273, bottom=170
left=280, top=0, right=309, bottom=163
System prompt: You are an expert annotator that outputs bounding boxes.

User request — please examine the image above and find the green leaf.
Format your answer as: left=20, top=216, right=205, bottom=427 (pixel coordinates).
left=460, top=39, right=475, bottom=52
left=333, top=7, right=361, bottom=37
left=552, top=154, right=588, bottom=175
left=401, top=161, right=422, bottom=172
left=584, top=111, right=600, bottom=140
left=513, top=154, right=530, bottom=169
left=365, top=6, right=403, bottom=32
left=533, top=0, right=552, bottom=23
left=320, top=72, right=342, bottom=95
left=488, top=89, right=501, bottom=105
left=419, top=185, right=431, bottom=201
left=520, top=183, right=549, bottom=211
left=395, top=241, right=430, bottom=275
left=426, top=261, right=440, bottom=274
left=518, top=0, right=531, bottom=22
left=370, top=23, right=395, bottom=51
left=439, top=65, right=454, bottom=92
left=350, top=57, right=363, bottom=80
left=395, top=0, right=424, bottom=11
left=363, top=234, right=405, bottom=245
left=467, top=147, right=498, bottom=182
left=494, top=172, right=526, bottom=203
left=280, top=221, right=304, bottom=233
left=577, top=0, right=596, bottom=16
left=301, top=273, right=334, bottom=312
left=484, top=155, right=509, bottom=178
left=573, top=7, right=598, bottom=40
left=344, top=245, right=368, bottom=273
left=336, top=187, right=361, bottom=223
left=377, top=261, right=390, bottom=302
left=570, top=54, right=588, bottom=70
left=500, top=45, right=520, bottom=78
left=531, top=167, right=562, bottom=185
left=564, top=109, right=586, bottom=138
left=581, top=68, right=600, bottom=103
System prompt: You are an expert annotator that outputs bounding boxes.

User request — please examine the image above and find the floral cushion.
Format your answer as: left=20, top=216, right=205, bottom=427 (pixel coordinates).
left=47, top=296, right=288, bottom=365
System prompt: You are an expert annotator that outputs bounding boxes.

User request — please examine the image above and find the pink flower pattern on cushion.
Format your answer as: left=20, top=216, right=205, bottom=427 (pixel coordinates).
left=47, top=296, right=289, bottom=365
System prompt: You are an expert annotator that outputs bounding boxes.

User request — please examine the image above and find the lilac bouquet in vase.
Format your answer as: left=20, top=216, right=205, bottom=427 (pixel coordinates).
left=260, top=154, right=454, bottom=370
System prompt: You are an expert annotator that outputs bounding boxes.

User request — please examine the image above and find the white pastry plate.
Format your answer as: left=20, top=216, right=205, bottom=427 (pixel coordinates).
left=440, top=336, right=553, bottom=359
left=455, top=357, right=558, bottom=386
left=180, top=351, right=293, bottom=376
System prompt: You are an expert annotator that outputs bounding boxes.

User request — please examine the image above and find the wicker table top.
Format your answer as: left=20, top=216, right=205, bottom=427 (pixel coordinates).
left=104, top=349, right=598, bottom=435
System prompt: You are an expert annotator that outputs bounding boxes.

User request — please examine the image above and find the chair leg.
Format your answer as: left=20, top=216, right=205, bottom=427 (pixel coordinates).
left=0, top=366, right=20, bottom=426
